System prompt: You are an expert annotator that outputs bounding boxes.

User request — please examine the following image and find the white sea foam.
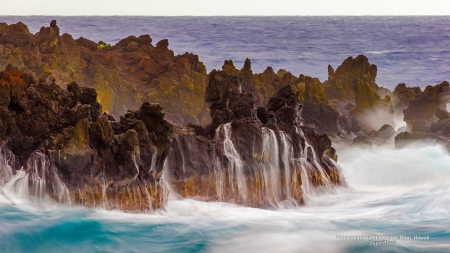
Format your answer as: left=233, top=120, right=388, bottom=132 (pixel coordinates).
left=81, top=143, right=448, bottom=252
left=1, top=142, right=450, bottom=252
left=366, top=49, right=407, bottom=55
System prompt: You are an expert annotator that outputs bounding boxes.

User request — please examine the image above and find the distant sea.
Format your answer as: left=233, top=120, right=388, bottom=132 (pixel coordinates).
left=1, top=16, right=450, bottom=90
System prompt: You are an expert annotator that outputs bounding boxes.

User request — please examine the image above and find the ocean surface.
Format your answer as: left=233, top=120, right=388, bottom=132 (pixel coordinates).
left=1, top=144, right=450, bottom=252
left=1, top=16, right=450, bottom=90
left=0, top=16, right=450, bottom=252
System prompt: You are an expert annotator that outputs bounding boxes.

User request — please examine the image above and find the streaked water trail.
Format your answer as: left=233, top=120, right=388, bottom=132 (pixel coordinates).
left=1, top=142, right=450, bottom=252
left=216, top=123, right=248, bottom=204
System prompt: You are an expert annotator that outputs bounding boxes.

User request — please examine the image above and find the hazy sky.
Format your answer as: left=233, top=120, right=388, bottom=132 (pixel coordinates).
left=3, top=0, right=450, bottom=16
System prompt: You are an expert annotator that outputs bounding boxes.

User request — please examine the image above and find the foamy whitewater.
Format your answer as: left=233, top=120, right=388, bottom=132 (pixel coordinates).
left=0, top=16, right=450, bottom=252
left=1, top=143, right=449, bottom=252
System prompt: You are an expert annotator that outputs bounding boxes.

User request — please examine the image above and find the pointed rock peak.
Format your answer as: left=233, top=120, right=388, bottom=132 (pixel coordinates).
left=355, top=54, right=369, bottom=62
left=76, top=37, right=98, bottom=51
left=0, top=22, right=35, bottom=47
left=12, top=22, right=30, bottom=32
left=340, top=54, right=371, bottom=68
left=222, top=60, right=240, bottom=76
left=266, top=84, right=301, bottom=122
left=327, top=65, right=335, bottom=80
left=156, top=39, right=169, bottom=48
left=394, top=83, right=422, bottom=94
left=263, top=66, right=275, bottom=75
left=394, top=83, right=407, bottom=91
left=277, top=69, right=287, bottom=77
left=281, top=71, right=295, bottom=85
left=140, top=101, right=164, bottom=115
left=49, top=20, right=60, bottom=36
left=138, top=34, right=152, bottom=45
left=242, top=58, right=252, bottom=71
left=334, top=54, right=378, bottom=89
left=98, top=41, right=109, bottom=47
left=241, top=58, right=253, bottom=78
left=222, top=59, right=235, bottom=69
left=423, top=81, right=449, bottom=94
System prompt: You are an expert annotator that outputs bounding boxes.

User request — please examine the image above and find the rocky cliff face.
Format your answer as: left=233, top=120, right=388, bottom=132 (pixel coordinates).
left=401, top=81, right=450, bottom=131
left=394, top=81, right=450, bottom=149
left=0, top=21, right=209, bottom=126
left=166, top=67, right=343, bottom=208
left=244, top=55, right=395, bottom=145
left=0, top=66, right=171, bottom=211
left=321, top=55, right=394, bottom=139
left=0, top=65, right=344, bottom=211
left=0, top=21, right=404, bottom=146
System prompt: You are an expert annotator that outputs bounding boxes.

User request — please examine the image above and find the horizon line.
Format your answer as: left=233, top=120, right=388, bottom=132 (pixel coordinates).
left=1, top=15, right=450, bottom=17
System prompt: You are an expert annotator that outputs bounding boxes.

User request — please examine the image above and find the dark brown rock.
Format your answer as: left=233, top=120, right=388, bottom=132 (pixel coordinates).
left=0, top=21, right=209, bottom=126
left=403, top=81, right=450, bottom=130
left=168, top=67, right=343, bottom=208
left=0, top=67, right=173, bottom=211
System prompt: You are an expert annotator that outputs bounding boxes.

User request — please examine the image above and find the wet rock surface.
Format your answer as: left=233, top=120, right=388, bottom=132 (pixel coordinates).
left=0, top=65, right=343, bottom=210
left=167, top=67, right=343, bottom=208
left=0, top=66, right=170, bottom=211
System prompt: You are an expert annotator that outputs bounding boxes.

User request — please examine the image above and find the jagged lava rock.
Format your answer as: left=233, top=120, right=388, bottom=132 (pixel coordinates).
left=0, top=67, right=171, bottom=211
left=0, top=20, right=210, bottom=126
left=402, top=81, right=450, bottom=131
left=166, top=66, right=344, bottom=208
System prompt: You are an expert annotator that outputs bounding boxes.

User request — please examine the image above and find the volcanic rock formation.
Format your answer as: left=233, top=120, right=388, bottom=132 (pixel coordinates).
left=0, top=64, right=344, bottom=210
left=1, top=20, right=450, bottom=212
left=0, top=66, right=170, bottom=211
left=165, top=66, right=343, bottom=208
left=0, top=20, right=209, bottom=126
left=394, top=81, right=450, bottom=149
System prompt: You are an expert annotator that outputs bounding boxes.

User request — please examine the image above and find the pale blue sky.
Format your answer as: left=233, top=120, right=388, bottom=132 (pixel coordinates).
left=3, top=0, right=450, bottom=15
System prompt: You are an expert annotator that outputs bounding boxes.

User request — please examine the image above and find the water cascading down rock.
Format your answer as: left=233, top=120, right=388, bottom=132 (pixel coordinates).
left=0, top=62, right=344, bottom=211
left=166, top=64, right=344, bottom=208
left=0, top=67, right=170, bottom=211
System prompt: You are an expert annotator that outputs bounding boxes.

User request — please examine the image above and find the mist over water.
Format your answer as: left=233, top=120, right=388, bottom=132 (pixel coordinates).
left=1, top=142, right=449, bottom=252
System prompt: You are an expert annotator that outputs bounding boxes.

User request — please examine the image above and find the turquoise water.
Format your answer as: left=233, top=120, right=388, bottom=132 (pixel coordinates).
left=1, top=144, right=450, bottom=252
